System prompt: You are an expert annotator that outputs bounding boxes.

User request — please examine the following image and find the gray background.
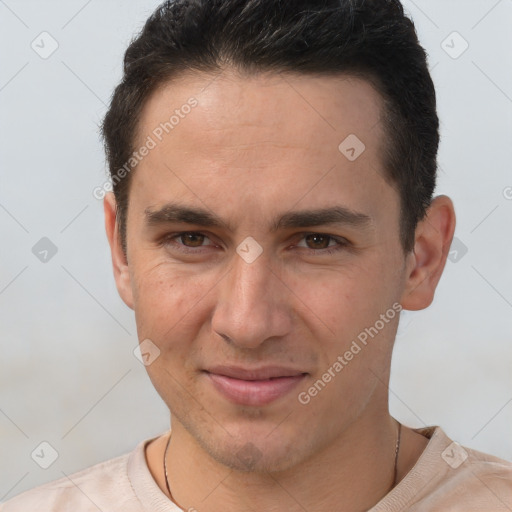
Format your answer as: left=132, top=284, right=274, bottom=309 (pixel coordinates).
left=1, top=0, right=511, bottom=500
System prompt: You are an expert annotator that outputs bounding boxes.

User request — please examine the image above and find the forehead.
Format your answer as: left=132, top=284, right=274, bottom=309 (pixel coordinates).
left=137, top=69, right=384, bottom=153
left=130, top=69, right=396, bottom=229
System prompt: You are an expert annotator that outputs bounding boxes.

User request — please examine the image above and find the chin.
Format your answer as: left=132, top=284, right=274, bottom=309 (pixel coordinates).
left=168, top=390, right=318, bottom=473
left=199, top=422, right=307, bottom=474
left=212, top=441, right=301, bottom=474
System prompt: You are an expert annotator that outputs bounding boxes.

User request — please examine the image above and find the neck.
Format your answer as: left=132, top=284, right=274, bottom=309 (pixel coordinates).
left=148, top=411, right=424, bottom=512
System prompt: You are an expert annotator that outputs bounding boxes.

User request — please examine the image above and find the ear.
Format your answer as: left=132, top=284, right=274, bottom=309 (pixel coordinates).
left=400, top=195, right=456, bottom=311
left=104, top=192, right=134, bottom=310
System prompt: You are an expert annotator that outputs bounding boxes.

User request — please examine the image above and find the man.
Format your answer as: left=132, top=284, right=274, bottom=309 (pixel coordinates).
left=2, top=0, right=511, bottom=510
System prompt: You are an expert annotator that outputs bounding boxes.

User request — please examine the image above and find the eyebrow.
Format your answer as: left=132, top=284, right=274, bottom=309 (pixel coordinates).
left=144, top=203, right=374, bottom=233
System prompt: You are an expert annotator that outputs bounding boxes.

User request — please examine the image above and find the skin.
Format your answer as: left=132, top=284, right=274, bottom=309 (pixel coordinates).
left=104, top=68, right=456, bottom=511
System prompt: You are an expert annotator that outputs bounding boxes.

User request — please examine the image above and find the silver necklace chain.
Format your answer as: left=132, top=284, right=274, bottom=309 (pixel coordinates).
left=163, top=421, right=402, bottom=503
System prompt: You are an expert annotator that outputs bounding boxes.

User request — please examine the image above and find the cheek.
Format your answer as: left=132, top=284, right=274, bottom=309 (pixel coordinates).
left=285, top=256, right=400, bottom=389
left=285, top=258, right=390, bottom=336
left=131, top=262, right=213, bottom=343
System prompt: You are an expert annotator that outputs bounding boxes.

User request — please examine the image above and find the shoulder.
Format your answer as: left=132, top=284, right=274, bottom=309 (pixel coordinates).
left=376, top=426, right=512, bottom=511
left=1, top=450, right=138, bottom=511
left=440, top=440, right=512, bottom=507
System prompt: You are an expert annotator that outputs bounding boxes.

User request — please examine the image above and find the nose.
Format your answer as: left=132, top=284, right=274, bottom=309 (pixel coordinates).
left=211, top=246, right=293, bottom=350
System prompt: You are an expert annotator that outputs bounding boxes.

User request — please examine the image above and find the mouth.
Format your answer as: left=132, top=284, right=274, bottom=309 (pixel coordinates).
left=203, top=365, right=308, bottom=406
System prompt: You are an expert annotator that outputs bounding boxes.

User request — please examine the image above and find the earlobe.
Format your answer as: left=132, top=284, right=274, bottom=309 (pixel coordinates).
left=104, top=193, right=134, bottom=310
left=400, top=195, right=456, bottom=311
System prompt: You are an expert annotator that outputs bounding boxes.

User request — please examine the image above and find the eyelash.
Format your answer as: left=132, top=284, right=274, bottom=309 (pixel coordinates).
left=161, top=231, right=349, bottom=256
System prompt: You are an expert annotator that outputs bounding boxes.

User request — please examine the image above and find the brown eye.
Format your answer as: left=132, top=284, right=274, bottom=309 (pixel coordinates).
left=304, top=233, right=332, bottom=250
left=294, top=233, right=348, bottom=255
left=162, top=231, right=217, bottom=254
left=179, top=232, right=206, bottom=247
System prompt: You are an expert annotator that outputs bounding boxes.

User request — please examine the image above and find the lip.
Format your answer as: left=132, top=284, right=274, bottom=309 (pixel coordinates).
left=204, top=366, right=308, bottom=406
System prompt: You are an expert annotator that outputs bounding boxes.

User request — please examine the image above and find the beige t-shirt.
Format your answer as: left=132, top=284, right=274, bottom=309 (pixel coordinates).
left=1, top=426, right=511, bottom=511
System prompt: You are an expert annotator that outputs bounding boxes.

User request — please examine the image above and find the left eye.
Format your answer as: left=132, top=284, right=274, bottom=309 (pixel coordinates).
left=296, top=233, right=343, bottom=250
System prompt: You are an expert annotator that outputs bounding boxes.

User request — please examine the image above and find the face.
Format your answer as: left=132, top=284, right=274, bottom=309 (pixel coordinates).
left=113, top=69, right=414, bottom=472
